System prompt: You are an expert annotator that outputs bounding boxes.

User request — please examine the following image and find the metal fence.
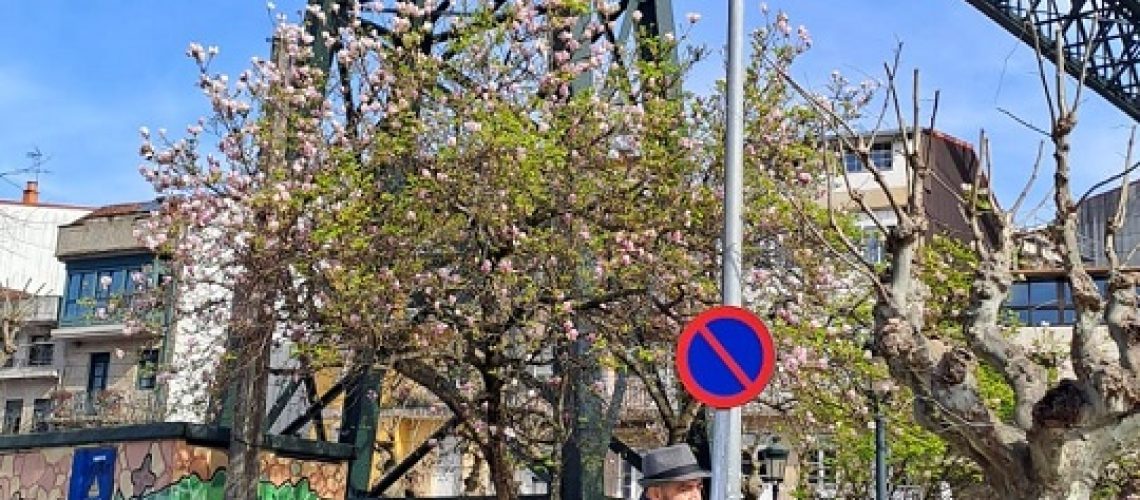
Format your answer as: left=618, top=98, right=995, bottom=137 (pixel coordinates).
left=46, top=390, right=163, bottom=430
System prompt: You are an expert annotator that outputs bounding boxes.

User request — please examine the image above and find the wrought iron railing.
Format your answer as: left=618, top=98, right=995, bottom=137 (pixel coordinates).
left=45, top=389, right=163, bottom=429
left=0, top=345, right=56, bottom=376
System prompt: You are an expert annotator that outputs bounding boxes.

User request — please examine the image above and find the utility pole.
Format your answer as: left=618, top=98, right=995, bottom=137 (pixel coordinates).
left=711, top=0, right=746, bottom=498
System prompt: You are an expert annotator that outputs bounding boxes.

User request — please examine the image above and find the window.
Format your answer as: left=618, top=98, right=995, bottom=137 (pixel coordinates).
left=28, top=335, right=53, bottom=366
left=2, top=399, right=22, bottom=434
left=1004, top=277, right=1111, bottom=326
left=804, top=441, right=838, bottom=498
left=862, top=229, right=886, bottom=264
left=844, top=143, right=893, bottom=173
left=620, top=456, right=641, bottom=499
left=137, top=349, right=160, bottom=390
left=32, top=399, right=51, bottom=432
left=61, top=255, right=155, bottom=326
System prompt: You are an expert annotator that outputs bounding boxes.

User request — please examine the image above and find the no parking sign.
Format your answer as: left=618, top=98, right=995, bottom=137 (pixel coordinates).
left=675, top=306, right=776, bottom=409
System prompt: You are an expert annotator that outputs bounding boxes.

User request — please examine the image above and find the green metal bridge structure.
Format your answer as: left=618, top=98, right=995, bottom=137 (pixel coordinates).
left=254, top=1, right=673, bottom=498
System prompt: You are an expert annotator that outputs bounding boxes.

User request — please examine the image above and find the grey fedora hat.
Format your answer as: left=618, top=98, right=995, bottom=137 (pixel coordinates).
left=639, top=444, right=711, bottom=487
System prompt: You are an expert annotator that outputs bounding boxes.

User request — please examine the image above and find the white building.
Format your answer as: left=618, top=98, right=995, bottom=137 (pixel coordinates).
left=0, top=182, right=90, bottom=295
left=0, top=182, right=90, bottom=435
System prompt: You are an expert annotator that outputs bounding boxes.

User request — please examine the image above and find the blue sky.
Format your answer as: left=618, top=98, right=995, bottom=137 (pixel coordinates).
left=1, top=1, right=1135, bottom=226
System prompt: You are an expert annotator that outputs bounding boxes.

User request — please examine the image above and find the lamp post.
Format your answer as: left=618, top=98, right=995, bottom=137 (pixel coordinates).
left=757, top=437, right=789, bottom=499
left=870, top=374, right=894, bottom=500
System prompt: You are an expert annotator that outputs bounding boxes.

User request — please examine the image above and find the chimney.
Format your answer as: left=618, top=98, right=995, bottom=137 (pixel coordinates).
left=22, top=181, right=38, bottom=205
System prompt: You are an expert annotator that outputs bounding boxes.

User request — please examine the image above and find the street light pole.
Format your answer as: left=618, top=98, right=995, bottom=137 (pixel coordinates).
left=873, top=393, right=888, bottom=500
left=712, top=0, right=746, bottom=498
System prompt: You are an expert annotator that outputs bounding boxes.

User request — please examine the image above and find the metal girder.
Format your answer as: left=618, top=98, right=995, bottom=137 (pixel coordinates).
left=303, top=373, right=329, bottom=442
left=281, top=373, right=349, bottom=436
left=964, top=0, right=1140, bottom=121
left=291, top=0, right=680, bottom=496
left=266, top=377, right=304, bottom=429
left=339, top=364, right=382, bottom=497
left=369, top=416, right=461, bottom=496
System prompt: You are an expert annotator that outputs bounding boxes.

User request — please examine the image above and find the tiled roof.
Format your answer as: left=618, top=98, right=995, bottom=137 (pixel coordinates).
left=0, top=287, right=31, bottom=300
left=71, top=200, right=161, bottom=224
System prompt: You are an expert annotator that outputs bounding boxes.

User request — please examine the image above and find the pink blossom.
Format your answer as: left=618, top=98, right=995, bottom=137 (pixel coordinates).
left=776, top=12, right=790, bottom=35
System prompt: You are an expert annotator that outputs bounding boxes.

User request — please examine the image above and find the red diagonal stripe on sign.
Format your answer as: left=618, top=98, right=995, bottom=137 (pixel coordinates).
left=697, top=325, right=753, bottom=388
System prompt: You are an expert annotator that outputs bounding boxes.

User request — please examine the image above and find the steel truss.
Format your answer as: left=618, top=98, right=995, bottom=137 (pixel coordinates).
left=264, top=1, right=677, bottom=497
left=965, top=0, right=1140, bottom=121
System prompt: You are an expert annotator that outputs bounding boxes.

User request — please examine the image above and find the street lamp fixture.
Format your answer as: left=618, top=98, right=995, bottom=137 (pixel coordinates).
left=758, top=436, right=790, bottom=498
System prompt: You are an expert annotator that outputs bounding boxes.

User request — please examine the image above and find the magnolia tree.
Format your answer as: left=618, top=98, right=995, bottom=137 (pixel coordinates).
left=139, top=0, right=730, bottom=497
left=765, top=30, right=1140, bottom=498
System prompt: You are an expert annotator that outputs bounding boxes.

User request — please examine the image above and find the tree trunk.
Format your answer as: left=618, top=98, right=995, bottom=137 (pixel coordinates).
left=487, top=436, right=518, bottom=500
left=0, top=318, right=15, bottom=368
left=560, top=336, right=611, bottom=500
left=223, top=279, right=274, bottom=498
left=224, top=346, right=270, bottom=497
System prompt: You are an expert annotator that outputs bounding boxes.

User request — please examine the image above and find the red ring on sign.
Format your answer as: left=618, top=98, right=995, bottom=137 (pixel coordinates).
left=675, top=306, right=776, bottom=409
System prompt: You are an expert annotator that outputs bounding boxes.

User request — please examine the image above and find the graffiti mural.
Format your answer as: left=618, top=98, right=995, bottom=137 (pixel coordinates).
left=130, top=471, right=322, bottom=499
left=0, top=437, right=346, bottom=499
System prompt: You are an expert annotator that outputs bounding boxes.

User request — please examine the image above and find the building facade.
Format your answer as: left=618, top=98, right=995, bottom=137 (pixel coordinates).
left=826, top=129, right=998, bottom=261
left=0, top=182, right=90, bottom=435
left=1, top=200, right=168, bottom=435
left=0, top=182, right=91, bottom=295
left=1078, top=179, right=1140, bottom=266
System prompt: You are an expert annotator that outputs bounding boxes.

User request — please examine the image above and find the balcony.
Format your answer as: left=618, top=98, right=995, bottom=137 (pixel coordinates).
left=46, top=389, right=163, bottom=430
left=55, top=258, right=170, bottom=338
left=14, top=295, right=61, bottom=323
left=56, top=297, right=129, bottom=331
left=0, top=343, right=58, bottom=380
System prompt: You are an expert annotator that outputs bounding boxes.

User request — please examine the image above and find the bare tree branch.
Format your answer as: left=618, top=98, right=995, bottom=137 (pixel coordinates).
left=1011, top=141, right=1046, bottom=215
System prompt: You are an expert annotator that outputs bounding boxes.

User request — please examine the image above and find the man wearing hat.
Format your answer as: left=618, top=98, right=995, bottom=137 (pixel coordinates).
left=639, top=444, right=710, bottom=500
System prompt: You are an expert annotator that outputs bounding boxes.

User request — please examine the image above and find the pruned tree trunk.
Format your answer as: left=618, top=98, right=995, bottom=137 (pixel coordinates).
left=772, top=36, right=1140, bottom=497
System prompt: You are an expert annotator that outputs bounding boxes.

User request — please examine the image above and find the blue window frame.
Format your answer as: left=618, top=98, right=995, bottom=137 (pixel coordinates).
left=60, top=255, right=156, bottom=326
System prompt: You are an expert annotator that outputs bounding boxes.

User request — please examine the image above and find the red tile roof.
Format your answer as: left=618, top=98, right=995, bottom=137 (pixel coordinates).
left=70, top=200, right=159, bottom=224
left=0, top=287, right=31, bottom=300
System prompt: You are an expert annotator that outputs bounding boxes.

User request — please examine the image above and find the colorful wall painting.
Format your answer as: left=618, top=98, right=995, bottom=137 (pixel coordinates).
left=0, top=438, right=346, bottom=499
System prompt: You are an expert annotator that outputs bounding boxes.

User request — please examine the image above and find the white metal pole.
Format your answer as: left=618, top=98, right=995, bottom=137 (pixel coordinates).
left=712, top=0, right=746, bottom=498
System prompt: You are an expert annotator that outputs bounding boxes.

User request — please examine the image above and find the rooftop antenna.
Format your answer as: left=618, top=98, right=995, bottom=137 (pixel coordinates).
left=23, top=147, right=50, bottom=181
left=0, top=148, right=52, bottom=191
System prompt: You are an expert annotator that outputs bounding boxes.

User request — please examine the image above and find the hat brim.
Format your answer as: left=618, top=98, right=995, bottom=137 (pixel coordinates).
left=639, top=470, right=711, bottom=487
